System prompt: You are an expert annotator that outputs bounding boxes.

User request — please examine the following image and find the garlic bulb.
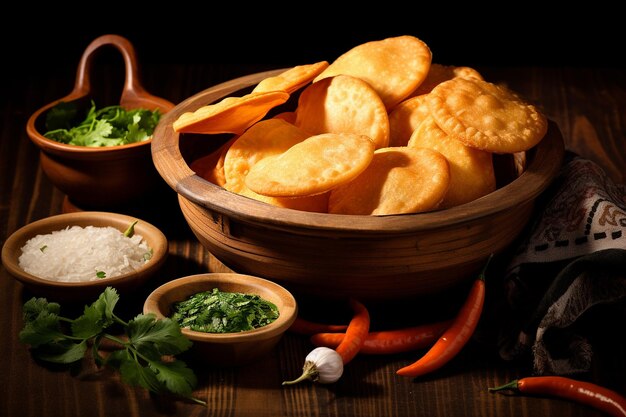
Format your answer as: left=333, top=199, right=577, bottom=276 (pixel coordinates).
left=282, top=347, right=344, bottom=385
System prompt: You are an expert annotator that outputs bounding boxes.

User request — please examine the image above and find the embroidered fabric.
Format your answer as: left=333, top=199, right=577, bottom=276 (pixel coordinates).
left=495, top=153, right=626, bottom=376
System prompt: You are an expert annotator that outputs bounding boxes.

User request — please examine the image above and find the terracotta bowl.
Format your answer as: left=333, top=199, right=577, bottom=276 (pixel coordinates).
left=151, top=70, right=565, bottom=302
left=1, top=211, right=168, bottom=302
left=26, top=34, right=174, bottom=209
left=143, top=273, right=297, bottom=366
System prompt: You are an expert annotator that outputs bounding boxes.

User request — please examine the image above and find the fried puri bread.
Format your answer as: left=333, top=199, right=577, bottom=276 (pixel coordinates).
left=173, top=91, right=289, bottom=134
left=295, top=75, right=390, bottom=149
left=314, top=35, right=432, bottom=110
left=245, top=133, right=376, bottom=197
left=426, top=77, right=547, bottom=153
left=328, top=147, right=450, bottom=215
left=408, top=116, right=496, bottom=208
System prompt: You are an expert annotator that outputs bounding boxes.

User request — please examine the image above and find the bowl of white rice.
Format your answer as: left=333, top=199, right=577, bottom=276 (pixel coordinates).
left=1, top=211, right=168, bottom=301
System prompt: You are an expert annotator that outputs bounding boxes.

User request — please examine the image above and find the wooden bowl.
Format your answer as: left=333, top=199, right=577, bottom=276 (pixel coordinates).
left=143, top=273, right=297, bottom=366
left=151, top=70, right=565, bottom=301
left=1, top=211, right=168, bottom=302
left=25, top=35, right=175, bottom=209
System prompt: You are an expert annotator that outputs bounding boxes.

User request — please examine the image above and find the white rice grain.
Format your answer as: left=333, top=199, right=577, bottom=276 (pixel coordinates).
left=18, top=225, right=151, bottom=282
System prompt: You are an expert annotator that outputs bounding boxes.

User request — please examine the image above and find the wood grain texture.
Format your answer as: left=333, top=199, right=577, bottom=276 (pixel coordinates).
left=1, top=65, right=624, bottom=417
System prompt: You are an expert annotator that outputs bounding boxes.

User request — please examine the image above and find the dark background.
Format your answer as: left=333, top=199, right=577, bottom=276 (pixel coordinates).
left=3, top=4, right=625, bottom=108
left=5, top=4, right=626, bottom=71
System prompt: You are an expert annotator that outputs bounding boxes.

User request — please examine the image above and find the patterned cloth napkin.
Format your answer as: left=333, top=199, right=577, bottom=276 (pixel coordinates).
left=495, top=152, right=626, bottom=375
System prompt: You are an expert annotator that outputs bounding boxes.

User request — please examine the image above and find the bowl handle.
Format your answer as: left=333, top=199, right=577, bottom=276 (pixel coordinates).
left=69, top=34, right=173, bottom=111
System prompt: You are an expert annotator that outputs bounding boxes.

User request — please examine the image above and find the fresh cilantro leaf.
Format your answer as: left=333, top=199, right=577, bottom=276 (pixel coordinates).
left=119, top=356, right=163, bottom=393
left=171, top=288, right=279, bottom=333
left=22, top=297, right=61, bottom=322
left=125, top=121, right=150, bottom=144
left=98, top=287, right=120, bottom=322
left=104, top=347, right=130, bottom=370
left=72, top=119, right=115, bottom=147
left=18, top=287, right=203, bottom=406
left=71, top=287, right=119, bottom=338
left=43, top=101, right=161, bottom=147
left=43, top=129, right=74, bottom=144
left=19, top=312, right=65, bottom=347
left=127, top=314, right=192, bottom=355
left=81, top=102, right=98, bottom=126
left=149, top=359, right=197, bottom=397
left=95, top=105, right=123, bottom=123
left=92, top=335, right=106, bottom=367
left=71, top=306, right=104, bottom=338
left=132, top=341, right=163, bottom=362
left=35, top=339, right=88, bottom=364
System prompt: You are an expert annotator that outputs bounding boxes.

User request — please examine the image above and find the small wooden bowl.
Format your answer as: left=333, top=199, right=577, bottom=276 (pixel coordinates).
left=1, top=211, right=168, bottom=302
left=143, top=273, right=297, bottom=366
left=26, top=35, right=174, bottom=209
left=151, top=70, right=565, bottom=301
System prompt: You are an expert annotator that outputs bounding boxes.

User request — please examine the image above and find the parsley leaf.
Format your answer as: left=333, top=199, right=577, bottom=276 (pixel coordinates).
left=18, top=287, right=205, bottom=406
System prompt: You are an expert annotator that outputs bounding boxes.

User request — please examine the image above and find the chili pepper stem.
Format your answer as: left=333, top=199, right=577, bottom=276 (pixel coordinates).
left=282, top=361, right=319, bottom=386
left=489, top=380, right=520, bottom=393
left=478, top=253, right=494, bottom=281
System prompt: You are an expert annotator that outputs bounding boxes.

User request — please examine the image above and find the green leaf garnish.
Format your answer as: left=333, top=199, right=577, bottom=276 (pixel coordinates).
left=40, top=245, right=47, bottom=252
left=43, top=101, right=161, bottom=148
left=19, top=311, right=67, bottom=348
left=127, top=314, right=193, bottom=355
left=18, top=287, right=205, bottom=406
left=96, top=271, right=106, bottom=279
left=171, top=288, right=279, bottom=333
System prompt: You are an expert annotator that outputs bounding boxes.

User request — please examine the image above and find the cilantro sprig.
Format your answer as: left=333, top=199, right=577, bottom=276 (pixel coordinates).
left=43, top=101, right=161, bottom=147
left=19, top=287, right=206, bottom=406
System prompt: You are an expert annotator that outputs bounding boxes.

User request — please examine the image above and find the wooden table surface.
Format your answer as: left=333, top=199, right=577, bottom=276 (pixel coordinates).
left=1, top=55, right=625, bottom=417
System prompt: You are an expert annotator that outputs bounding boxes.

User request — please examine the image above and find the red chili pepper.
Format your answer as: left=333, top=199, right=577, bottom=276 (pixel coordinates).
left=310, top=319, right=452, bottom=355
left=489, top=376, right=626, bottom=417
left=396, top=254, right=492, bottom=377
left=288, top=317, right=348, bottom=335
left=334, top=298, right=370, bottom=364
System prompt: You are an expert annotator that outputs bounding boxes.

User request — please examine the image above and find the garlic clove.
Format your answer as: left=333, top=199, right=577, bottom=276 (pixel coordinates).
left=282, top=347, right=344, bottom=385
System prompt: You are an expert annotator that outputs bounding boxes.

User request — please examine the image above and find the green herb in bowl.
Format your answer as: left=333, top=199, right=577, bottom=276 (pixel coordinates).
left=171, top=288, right=280, bottom=333
left=44, top=101, right=161, bottom=147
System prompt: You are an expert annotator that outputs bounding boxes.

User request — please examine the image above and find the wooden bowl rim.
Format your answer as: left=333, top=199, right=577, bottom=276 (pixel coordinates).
left=151, top=69, right=565, bottom=233
left=143, top=273, right=298, bottom=343
left=1, top=211, right=168, bottom=289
